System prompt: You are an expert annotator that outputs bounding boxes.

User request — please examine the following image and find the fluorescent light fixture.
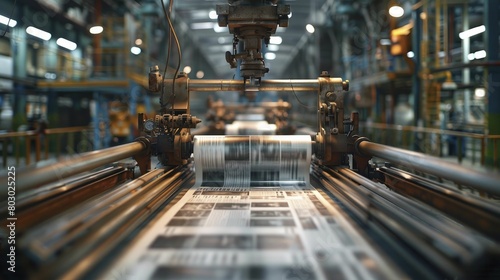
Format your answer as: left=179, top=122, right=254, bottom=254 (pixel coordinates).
left=265, top=52, right=276, bottom=60
left=269, top=36, right=282, bottom=45
left=467, top=53, right=475, bottom=61
left=474, top=50, right=486, bottom=59
left=56, top=38, right=77, bottom=51
left=191, top=22, right=214, bottom=30
left=213, top=25, right=227, bottom=33
left=407, top=51, right=415, bottom=58
left=196, top=70, right=204, bottom=79
left=44, top=73, right=56, bottom=79
left=183, top=66, right=192, bottom=74
left=209, top=10, right=217, bottom=20
left=89, top=25, right=103, bottom=34
left=459, top=25, right=485, bottom=40
left=0, top=14, right=17, bottom=27
left=389, top=6, right=404, bottom=18
left=131, top=46, right=141, bottom=55
left=474, top=88, right=485, bottom=98
left=380, top=38, right=391, bottom=46
left=267, top=44, right=279, bottom=51
left=306, top=24, right=315, bottom=34
left=26, top=26, right=52, bottom=41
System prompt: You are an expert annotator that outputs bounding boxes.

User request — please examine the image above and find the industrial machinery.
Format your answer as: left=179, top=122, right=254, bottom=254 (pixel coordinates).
left=1, top=1, right=500, bottom=279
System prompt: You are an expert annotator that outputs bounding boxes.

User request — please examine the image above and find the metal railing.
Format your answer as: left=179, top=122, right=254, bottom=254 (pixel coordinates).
left=359, top=122, right=499, bottom=167
left=0, top=126, right=92, bottom=167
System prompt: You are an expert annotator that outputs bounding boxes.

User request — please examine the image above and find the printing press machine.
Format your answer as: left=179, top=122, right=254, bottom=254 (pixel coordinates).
left=1, top=1, right=500, bottom=279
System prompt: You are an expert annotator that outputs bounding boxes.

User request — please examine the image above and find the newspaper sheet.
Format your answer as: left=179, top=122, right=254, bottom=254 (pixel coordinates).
left=105, top=136, right=399, bottom=280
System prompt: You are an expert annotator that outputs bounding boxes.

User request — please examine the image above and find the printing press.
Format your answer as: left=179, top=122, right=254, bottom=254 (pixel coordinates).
left=2, top=0, right=500, bottom=279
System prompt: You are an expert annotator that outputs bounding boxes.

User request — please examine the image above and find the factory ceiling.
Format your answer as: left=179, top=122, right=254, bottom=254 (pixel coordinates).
left=172, top=0, right=329, bottom=79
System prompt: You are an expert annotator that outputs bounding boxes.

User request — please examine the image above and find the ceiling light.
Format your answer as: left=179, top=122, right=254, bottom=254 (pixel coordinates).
left=459, top=25, right=485, bottom=40
left=467, top=53, right=475, bottom=61
left=89, top=25, right=103, bottom=34
left=0, top=14, right=17, bottom=27
left=265, top=52, right=276, bottom=60
left=56, top=38, right=77, bottom=51
left=306, top=24, right=315, bottom=34
left=209, top=10, right=217, bottom=20
left=389, top=6, right=404, bottom=18
left=196, top=70, right=204, bottom=79
left=267, top=44, right=279, bottom=51
left=26, top=26, right=52, bottom=41
left=380, top=39, right=391, bottom=45
left=406, top=51, right=414, bottom=58
left=213, top=25, right=227, bottom=33
left=269, top=36, right=282, bottom=45
left=135, top=38, right=143, bottom=45
left=191, top=22, right=214, bottom=30
left=131, top=46, right=141, bottom=55
left=474, top=50, right=486, bottom=59
left=183, top=66, right=192, bottom=74
left=474, top=88, right=485, bottom=98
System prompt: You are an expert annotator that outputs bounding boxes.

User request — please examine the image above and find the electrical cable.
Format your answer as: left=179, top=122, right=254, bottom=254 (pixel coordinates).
left=160, top=0, right=182, bottom=115
left=168, top=0, right=182, bottom=114
left=160, top=0, right=172, bottom=113
left=1, top=0, right=17, bottom=38
left=289, top=79, right=314, bottom=109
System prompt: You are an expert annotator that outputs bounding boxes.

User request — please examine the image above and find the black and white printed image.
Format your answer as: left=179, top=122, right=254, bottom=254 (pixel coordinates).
left=250, top=219, right=295, bottom=227
left=312, top=201, right=331, bottom=216
left=175, top=210, right=212, bottom=217
left=149, top=235, right=197, bottom=249
left=251, top=202, right=289, bottom=208
left=299, top=217, right=318, bottom=230
left=214, top=203, right=250, bottom=210
left=168, top=218, right=207, bottom=227
left=151, top=265, right=316, bottom=280
left=199, top=191, right=249, bottom=196
left=251, top=210, right=292, bottom=217
left=181, top=203, right=215, bottom=210
left=256, top=235, right=304, bottom=250
left=195, top=235, right=253, bottom=249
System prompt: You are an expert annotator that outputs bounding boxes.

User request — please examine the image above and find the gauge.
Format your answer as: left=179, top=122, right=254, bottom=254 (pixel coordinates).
left=144, top=119, right=155, bottom=132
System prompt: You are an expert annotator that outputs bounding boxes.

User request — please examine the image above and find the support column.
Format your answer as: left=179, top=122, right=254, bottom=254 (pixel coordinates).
left=411, top=4, right=422, bottom=126
left=12, top=21, right=27, bottom=131
left=485, top=0, right=500, bottom=168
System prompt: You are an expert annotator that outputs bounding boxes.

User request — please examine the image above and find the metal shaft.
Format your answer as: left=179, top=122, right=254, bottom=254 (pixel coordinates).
left=165, top=78, right=343, bottom=92
left=358, top=141, right=500, bottom=196
left=1, top=141, right=147, bottom=200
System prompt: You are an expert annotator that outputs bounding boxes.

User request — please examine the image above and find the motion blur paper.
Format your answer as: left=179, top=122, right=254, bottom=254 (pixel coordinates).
left=105, top=135, right=400, bottom=280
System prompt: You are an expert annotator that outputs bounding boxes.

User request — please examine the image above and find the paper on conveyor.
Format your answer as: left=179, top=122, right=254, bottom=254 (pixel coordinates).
left=194, top=135, right=311, bottom=187
left=105, top=135, right=400, bottom=280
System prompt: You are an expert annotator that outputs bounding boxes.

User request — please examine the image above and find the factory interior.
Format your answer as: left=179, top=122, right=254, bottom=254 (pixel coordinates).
left=1, top=0, right=500, bottom=279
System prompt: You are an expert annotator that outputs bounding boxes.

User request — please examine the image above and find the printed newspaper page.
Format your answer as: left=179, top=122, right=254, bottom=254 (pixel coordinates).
left=105, top=136, right=399, bottom=280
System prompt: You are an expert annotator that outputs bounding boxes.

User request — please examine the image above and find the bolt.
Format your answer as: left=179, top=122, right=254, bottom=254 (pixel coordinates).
left=325, top=92, right=335, bottom=102
left=320, top=71, right=330, bottom=77
left=343, top=80, right=349, bottom=91
left=150, top=65, right=159, bottom=72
